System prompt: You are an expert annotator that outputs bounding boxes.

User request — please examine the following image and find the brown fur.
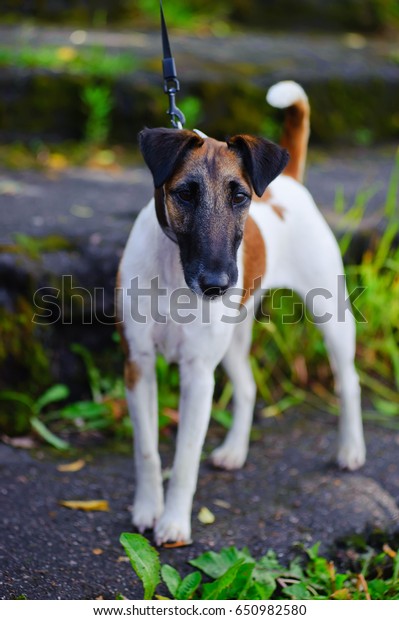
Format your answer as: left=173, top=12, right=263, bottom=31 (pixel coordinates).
left=124, top=359, right=141, bottom=390
left=241, top=215, right=266, bottom=305
left=252, top=188, right=273, bottom=203
left=280, top=99, right=310, bottom=183
left=271, top=203, right=286, bottom=221
left=165, top=137, right=250, bottom=234
left=116, top=270, right=141, bottom=389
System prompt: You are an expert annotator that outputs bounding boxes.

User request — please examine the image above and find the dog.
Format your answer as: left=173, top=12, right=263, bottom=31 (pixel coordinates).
left=117, top=81, right=366, bottom=545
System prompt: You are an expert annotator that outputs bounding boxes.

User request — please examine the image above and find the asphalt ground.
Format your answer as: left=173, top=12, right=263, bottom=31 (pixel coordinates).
left=1, top=409, right=399, bottom=600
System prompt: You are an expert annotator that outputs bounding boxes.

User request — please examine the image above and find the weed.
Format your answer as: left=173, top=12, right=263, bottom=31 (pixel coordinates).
left=244, top=151, right=399, bottom=425
left=0, top=384, right=70, bottom=450
left=120, top=534, right=399, bottom=600
left=81, top=84, right=113, bottom=146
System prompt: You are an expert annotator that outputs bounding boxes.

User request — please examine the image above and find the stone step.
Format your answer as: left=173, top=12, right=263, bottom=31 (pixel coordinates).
left=0, top=26, right=399, bottom=144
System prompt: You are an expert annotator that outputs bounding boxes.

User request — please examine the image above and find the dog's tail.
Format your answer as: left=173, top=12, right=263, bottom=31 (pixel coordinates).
left=266, top=81, right=310, bottom=183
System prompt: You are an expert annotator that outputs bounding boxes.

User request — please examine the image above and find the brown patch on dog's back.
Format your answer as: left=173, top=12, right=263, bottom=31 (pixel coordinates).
left=271, top=203, right=286, bottom=220
left=241, top=215, right=266, bottom=305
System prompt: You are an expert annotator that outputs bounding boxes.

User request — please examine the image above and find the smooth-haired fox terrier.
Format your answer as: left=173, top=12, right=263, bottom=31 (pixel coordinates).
left=117, top=81, right=366, bottom=545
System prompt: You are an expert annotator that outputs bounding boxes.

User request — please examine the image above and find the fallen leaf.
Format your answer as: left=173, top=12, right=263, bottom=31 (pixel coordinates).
left=47, top=153, right=68, bottom=170
left=1, top=435, right=35, bottom=449
left=70, top=204, right=94, bottom=219
left=213, top=499, right=231, bottom=510
left=383, top=543, right=397, bottom=558
left=198, top=506, right=215, bottom=525
left=57, top=459, right=86, bottom=473
left=92, top=548, right=103, bottom=555
left=262, top=405, right=280, bottom=418
left=116, top=556, right=130, bottom=563
left=163, top=408, right=179, bottom=423
left=58, top=500, right=110, bottom=512
left=162, top=540, right=192, bottom=549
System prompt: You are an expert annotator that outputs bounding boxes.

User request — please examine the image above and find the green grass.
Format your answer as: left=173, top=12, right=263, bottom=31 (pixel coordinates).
left=120, top=533, right=399, bottom=600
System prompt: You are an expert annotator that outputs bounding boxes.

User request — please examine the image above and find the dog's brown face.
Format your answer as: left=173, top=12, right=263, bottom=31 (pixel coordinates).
left=139, top=128, right=288, bottom=298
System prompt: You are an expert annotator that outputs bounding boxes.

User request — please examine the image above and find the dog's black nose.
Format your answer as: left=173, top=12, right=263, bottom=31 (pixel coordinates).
left=199, top=273, right=229, bottom=298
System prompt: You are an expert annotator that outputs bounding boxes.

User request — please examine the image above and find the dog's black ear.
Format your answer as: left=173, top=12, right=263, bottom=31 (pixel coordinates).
left=227, top=135, right=289, bottom=197
left=139, top=128, right=204, bottom=188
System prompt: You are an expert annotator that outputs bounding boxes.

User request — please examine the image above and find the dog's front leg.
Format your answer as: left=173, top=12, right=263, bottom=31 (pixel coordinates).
left=155, top=359, right=215, bottom=545
left=126, top=353, right=164, bottom=532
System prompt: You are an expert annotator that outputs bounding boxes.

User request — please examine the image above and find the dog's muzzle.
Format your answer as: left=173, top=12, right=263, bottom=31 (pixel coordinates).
left=199, top=271, right=230, bottom=298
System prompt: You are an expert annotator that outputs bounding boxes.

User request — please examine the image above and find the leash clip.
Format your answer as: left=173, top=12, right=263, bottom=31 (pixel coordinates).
left=160, top=1, right=186, bottom=130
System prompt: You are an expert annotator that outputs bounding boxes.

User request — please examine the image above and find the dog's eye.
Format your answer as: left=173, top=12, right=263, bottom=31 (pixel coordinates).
left=176, top=189, right=194, bottom=205
left=232, top=192, right=249, bottom=207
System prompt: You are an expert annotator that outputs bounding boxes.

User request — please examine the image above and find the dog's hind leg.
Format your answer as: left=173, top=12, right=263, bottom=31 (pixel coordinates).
left=155, top=359, right=215, bottom=545
left=210, top=307, right=256, bottom=470
left=297, top=275, right=366, bottom=470
left=313, top=287, right=365, bottom=470
left=126, top=353, right=164, bottom=532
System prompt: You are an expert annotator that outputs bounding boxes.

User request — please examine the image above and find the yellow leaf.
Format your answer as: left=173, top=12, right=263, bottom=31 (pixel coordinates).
left=47, top=153, right=68, bottom=170
left=262, top=405, right=280, bottom=418
left=198, top=506, right=215, bottom=525
left=162, top=540, right=192, bottom=548
left=213, top=499, right=231, bottom=509
left=383, top=543, right=397, bottom=558
left=70, top=204, right=94, bottom=218
left=57, top=47, right=77, bottom=62
left=92, top=548, right=103, bottom=555
left=155, top=595, right=170, bottom=600
left=58, top=500, right=110, bottom=512
left=57, top=459, right=86, bottom=473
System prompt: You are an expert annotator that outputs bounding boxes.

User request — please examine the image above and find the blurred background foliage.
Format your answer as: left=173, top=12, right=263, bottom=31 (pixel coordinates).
left=0, top=0, right=398, bottom=448
left=1, top=0, right=399, bottom=32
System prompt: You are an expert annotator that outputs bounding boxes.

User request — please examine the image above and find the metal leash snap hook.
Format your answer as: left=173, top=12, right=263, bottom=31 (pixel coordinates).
left=160, top=1, right=186, bottom=130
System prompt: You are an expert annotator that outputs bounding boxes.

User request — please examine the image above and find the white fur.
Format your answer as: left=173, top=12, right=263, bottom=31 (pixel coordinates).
left=266, top=80, right=308, bottom=108
left=118, top=105, right=365, bottom=546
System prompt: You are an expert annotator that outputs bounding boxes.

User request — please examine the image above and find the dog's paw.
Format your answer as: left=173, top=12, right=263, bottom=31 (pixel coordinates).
left=337, top=440, right=366, bottom=471
left=132, top=498, right=164, bottom=533
left=210, top=443, right=247, bottom=470
left=154, top=512, right=191, bottom=546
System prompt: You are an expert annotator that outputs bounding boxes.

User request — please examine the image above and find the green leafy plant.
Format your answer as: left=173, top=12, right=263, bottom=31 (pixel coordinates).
left=120, top=534, right=399, bottom=600
left=0, top=384, right=70, bottom=449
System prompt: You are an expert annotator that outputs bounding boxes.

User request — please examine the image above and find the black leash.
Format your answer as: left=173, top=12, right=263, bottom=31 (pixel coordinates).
left=154, top=3, right=185, bottom=245
left=160, top=1, right=185, bottom=129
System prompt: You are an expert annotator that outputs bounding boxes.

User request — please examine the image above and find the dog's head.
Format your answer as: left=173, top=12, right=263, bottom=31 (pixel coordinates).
left=139, top=128, right=288, bottom=298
